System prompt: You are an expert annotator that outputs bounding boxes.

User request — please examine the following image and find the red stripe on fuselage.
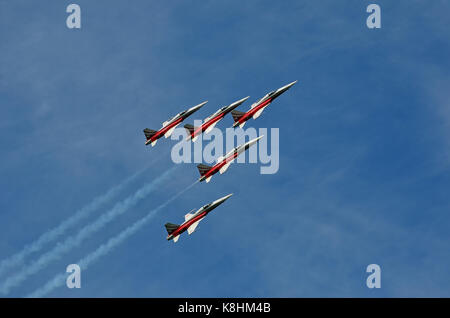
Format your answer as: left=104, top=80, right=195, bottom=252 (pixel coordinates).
left=190, top=113, right=225, bottom=139
left=203, top=150, right=239, bottom=179
left=237, top=97, right=272, bottom=125
left=151, top=117, right=183, bottom=142
left=171, top=211, right=208, bottom=237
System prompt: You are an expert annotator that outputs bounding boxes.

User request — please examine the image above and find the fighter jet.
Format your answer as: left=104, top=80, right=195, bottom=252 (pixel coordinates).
left=184, top=96, right=250, bottom=142
left=165, top=194, right=233, bottom=242
left=197, top=136, right=263, bottom=183
left=143, top=101, right=207, bottom=146
left=231, top=81, right=297, bottom=128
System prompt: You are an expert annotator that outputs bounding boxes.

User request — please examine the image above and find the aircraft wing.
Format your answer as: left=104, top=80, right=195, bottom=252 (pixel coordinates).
left=219, top=162, right=231, bottom=174
left=204, top=121, right=219, bottom=134
left=187, top=220, right=201, bottom=235
left=184, top=212, right=195, bottom=222
left=253, top=107, right=265, bottom=119
left=164, top=125, right=177, bottom=138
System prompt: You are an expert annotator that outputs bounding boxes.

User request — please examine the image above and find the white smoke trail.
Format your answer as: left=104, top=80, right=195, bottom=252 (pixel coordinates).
left=0, top=166, right=179, bottom=295
left=0, top=166, right=149, bottom=278
left=27, top=181, right=198, bottom=298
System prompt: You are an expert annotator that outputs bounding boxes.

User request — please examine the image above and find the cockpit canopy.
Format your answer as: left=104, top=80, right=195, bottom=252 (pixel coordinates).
left=255, top=93, right=272, bottom=105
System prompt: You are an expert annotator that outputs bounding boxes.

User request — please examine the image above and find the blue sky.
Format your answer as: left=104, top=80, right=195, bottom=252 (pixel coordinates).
left=0, top=0, right=449, bottom=297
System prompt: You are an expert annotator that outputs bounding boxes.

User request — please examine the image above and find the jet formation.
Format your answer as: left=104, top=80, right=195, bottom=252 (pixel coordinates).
left=141, top=81, right=297, bottom=242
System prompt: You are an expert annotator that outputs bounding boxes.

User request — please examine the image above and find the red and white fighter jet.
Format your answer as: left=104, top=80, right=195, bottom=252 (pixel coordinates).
left=197, top=136, right=263, bottom=183
left=231, top=81, right=297, bottom=128
left=165, top=194, right=233, bottom=242
left=143, top=101, right=207, bottom=146
left=184, top=96, right=249, bottom=142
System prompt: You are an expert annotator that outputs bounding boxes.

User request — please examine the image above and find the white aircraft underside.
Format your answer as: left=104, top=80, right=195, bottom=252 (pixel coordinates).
left=204, top=121, right=218, bottom=134
left=164, top=125, right=177, bottom=138
left=253, top=106, right=266, bottom=119
left=219, top=162, right=231, bottom=174
left=170, top=213, right=203, bottom=242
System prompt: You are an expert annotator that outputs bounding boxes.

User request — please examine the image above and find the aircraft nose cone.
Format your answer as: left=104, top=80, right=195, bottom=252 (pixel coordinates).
left=280, top=80, right=298, bottom=91
left=223, top=193, right=233, bottom=200
left=215, top=193, right=233, bottom=205
left=228, top=96, right=250, bottom=111
left=237, top=96, right=250, bottom=104
left=189, top=101, right=208, bottom=113
left=197, top=101, right=208, bottom=109
left=249, top=135, right=264, bottom=145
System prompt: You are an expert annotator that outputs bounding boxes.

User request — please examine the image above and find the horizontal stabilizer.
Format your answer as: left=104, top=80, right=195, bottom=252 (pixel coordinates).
left=231, top=110, right=246, bottom=123
left=143, top=128, right=157, bottom=141
left=197, top=164, right=212, bottom=176
left=164, top=223, right=179, bottom=235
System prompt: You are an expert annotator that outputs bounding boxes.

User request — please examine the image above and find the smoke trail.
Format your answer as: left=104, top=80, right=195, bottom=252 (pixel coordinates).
left=0, top=166, right=180, bottom=295
left=27, top=181, right=198, bottom=298
left=0, top=165, right=149, bottom=278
